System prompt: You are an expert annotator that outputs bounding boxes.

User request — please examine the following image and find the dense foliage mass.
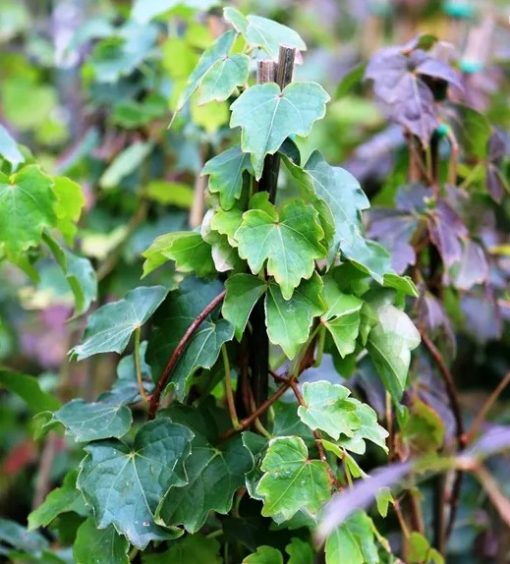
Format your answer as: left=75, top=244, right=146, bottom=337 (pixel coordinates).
left=1, top=1, right=510, bottom=562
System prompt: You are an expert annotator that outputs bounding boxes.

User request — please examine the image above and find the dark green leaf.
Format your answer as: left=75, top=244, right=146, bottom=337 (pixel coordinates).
left=77, top=419, right=193, bottom=549
left=143, top=534, right=222, bottom=564
left=0, top=369, right=60, bottom=412
left=71, top=286, right=167, bottom=361
left=73, top=518, right=129, bottom=564
left=222, top=273, right=267, bottom=340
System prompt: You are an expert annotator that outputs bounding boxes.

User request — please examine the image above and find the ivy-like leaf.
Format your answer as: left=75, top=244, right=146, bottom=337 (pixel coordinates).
left=303, top=152, right=392, bottom=280
left=231, top=82, right=329, bottom=179
left=322, top=277, right=363, bottom=358
left=28, top=470, right=88, bottom=530
left=242, top=545, right=284, bottom=564
left=43, top=232, right=97, bottom=316
left=147, top=278, right=234, bottom=400
left=222, top=273, right=267, bottom=340
left=0, top=165, right=55, bottom=261
left=202, top=147, right=253, bottom=210
left=235, top=199, right=326, bottom=299
left=53, top=394, right=133, bottom=443
left=265, top=275, right=325, bottom=359
left=142, top=231, right=215, bottom=277
left=325, top=511, right=379, bottom=564
left=338, top=403, right=388, bottom=455
left=256, top=436, right=331, bottom=522
left=286, top=537, right=315, bottom=564
left=210, top=208, right=243, bottom=246
left=144, top=534, right=222, bottom=564
left=173, top=30, right=249, bottom=121
left=224, top=7, right=306, bottom=61
left=77, top=419, right=193, bottom=549
left=156, top=434, right=253, bottom=533
left=367, top=300, right=420, bottom=401
left=71, top=286, right=167, bottom=361
left=73, top=517, right=129, bottom=564
left=297, top=381, right=361, bottom=441
left=52, top=176, right=85, bottom=244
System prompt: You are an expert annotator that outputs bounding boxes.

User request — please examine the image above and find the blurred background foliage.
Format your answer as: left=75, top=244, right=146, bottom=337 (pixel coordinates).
left=1, top=0, right=510, bottom=562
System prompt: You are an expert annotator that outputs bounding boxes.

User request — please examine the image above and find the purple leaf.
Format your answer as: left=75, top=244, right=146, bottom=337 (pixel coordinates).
left=427, top=200, right=468, bottom=268
left=369, top=210, right=418, bottom=274
left=461, top=293, right=502, bottom=343
left=451, top=240, right=489, bottom=291
left=418, top=292, right=456, bottom=356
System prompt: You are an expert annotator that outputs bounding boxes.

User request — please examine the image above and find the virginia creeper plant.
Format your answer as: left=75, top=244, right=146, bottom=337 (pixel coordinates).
left=1, top=3, right=510, bottom=563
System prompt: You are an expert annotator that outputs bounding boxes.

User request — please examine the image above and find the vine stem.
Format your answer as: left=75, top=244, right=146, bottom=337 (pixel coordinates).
left=134, top=327, right=149, bottom=403
left=464, top=370, right=510, bottom=444
left=148, top=290, right=226, bottom=419
left=222, top=345, right=240, bottom=430
left=419, top=328, right=465, bottom=547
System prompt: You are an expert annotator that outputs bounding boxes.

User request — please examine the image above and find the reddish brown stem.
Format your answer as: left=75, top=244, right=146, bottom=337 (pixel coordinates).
left=221, top=380, right=291, bottom=441
left=148, top=290, right=226, bottom=419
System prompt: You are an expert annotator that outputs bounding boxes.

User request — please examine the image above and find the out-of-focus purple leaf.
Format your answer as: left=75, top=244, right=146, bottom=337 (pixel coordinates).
left=343, top=125, right=403, bottom=184
left=369, top=210, right=418, bottom=274
left=396, top=183, right=431, bottom=213
left=317, top=462, right=412, bottom=539
left=427, top=200, right=467, bottom=268
left=418, top=292, right=456, bottom=356
left=461, top=293, right=502, bottom=343
left=451, top=240, right=489, bottom=291
left=365, top=42, right=462, bottom=144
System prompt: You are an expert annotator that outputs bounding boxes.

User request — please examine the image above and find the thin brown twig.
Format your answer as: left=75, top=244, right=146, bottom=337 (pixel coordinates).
left=420, top=328, right=465, bottom=547
left=221, top=380, right=291, bottom=441
left=148, top=290, right=226, bottom=419
left=465, top=371, right=510, bottom=444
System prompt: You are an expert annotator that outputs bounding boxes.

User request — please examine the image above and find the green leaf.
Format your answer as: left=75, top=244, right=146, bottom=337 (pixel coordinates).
left=174, top=30, right=248, bottom=120
left=43, top=232, right=97, bottom=316
left=325, top=511, right=379, bottom=564
left=338, top=403, right=388, bottom=455
left=77, top=419, right=193, bottom=549
left=322, top=277, right=363, bottom=357
left=222, top=273, right=267, bottom=340
left=265, top=275, right=325, bottom=359
left=210, top=207, right=243, bottom=246
left=73, top=518, right=129, bottom=564
left=143, top=534, right=222, bottom=564
left=52, top=176, right=85, bottom=244
left=203, top=147, right=252, bottom=210
left=0, top=369, right=60, bottom=412
left=0, top=165, right=56, bottom=261
left=156, top=435, right=253, bottom=533
left=147, top=279, right=233, bottom=400
left=256, top=436, right=331, bottom=522
left=235, top=199, right=326, bottom=299
left=230, top=82, right=329, bottom=179
left=242, top=545, right=284, bottom=564
left=286, top=537, right=314, bottom=564
left=71, top=286, right=167, bottom=361
left=408, top=531, right=444, bottom=564
left=28, top=470, right=87, bottom=530
left=297, top=381, right=360, bottom=441
left=0, top=518, right=48, bottom=555
left=99, top=142, right=152, bottom=189
left=0, top=124, right=24, bottom=169
left=53, top=395, right=132, bottom=442
left=142, top=231, right=215, bottom=277
left=225, top=8, right=306, bottom=61
left=367, top=301, right=420, bottom=401
left=144, top=180, right=193, bottom=208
